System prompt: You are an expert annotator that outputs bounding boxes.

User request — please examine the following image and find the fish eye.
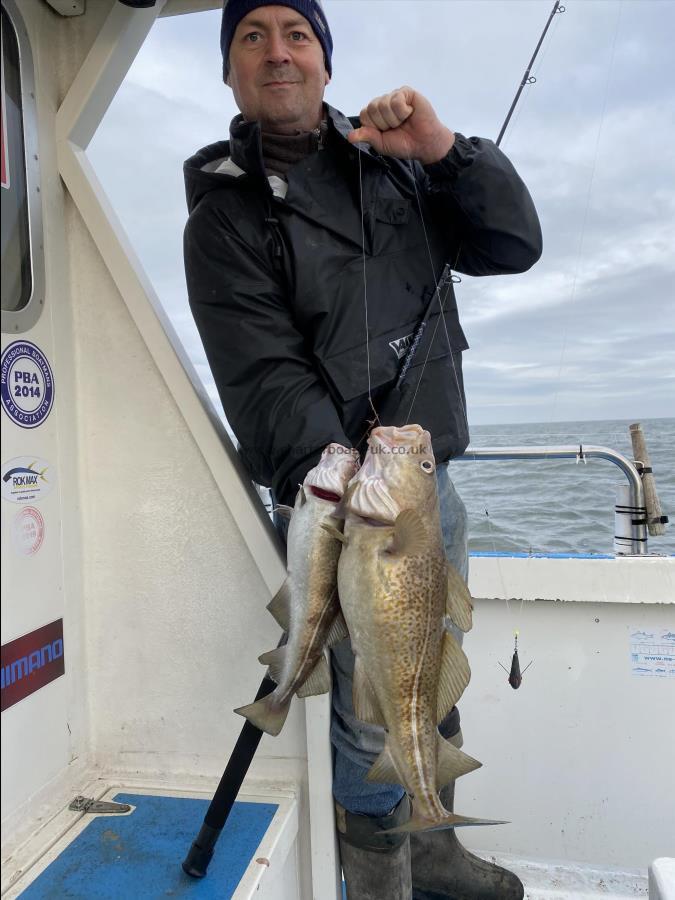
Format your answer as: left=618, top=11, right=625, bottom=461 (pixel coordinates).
left=420, top=459, right=434, bottom=474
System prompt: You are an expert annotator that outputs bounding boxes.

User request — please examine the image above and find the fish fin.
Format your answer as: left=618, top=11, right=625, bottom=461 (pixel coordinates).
left=296, top=655, right=331, bottom=698
left=267, top=579, right=291, bottom=630
left=272, top=504, right=294, bottom=520
left=385, top=809, right=507, bottom=835
left=446, top=562, right=473, bottom=632
left=366, top=742, right=400, bottom=784
left=437, top=630, right=471, bottom=723
left=325, top=609, right=349, bottom=647
left=390, top=509, right=428, bottom=557
left=436, top=732, right=481, bottom=786
left=234, top=694, right=290, bottom=736
left=320, top=522, right=348, bottom=544
left=353, top=656, right=386, bottom=726
left=258, top=646, right=287, bottom=683
left=331, top=481, right=358, bottom=521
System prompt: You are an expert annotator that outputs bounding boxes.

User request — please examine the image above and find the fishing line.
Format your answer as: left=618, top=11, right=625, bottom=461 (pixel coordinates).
left=549, top=0, right=623, bottom=423
left=403, top=157, right=513, bottom=616
left=353, top=0, right=567, bottom=676
left=397, top=0, right=568, bottom=656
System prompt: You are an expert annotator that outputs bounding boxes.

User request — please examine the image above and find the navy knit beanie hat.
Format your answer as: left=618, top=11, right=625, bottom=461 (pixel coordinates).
left=220, top=0, right=333, bottom=81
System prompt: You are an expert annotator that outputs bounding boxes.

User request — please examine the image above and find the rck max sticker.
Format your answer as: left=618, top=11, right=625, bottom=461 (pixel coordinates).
left=1, top=341, right=55, bottom=428
left=1, top=619, right=65, bottom=712
left=2, top=457, right=55, bottom=503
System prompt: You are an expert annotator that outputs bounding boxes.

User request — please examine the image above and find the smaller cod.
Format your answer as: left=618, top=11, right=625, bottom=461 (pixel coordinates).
left=329, top=424, right=504, bottom=833
left=235, top=444, right=360, bottom=736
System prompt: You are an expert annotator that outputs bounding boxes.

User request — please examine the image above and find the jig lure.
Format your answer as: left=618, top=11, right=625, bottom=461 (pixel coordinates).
left=499, top=632, right=533, bottom=690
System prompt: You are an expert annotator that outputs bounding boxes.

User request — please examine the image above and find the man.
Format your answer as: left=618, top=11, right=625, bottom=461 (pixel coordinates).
left=183, top=2, right=542, bottom=897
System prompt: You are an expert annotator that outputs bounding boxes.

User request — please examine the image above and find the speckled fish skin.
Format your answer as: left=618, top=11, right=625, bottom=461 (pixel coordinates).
left=234, top=444, right=359, bottom=736
left=337, top=425, right=495, bottom=833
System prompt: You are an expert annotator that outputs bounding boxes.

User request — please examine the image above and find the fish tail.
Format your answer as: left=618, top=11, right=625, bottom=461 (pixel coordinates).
left=233, top=693, right=291, bottom=737
left=384, top=811, right=508, bottom=835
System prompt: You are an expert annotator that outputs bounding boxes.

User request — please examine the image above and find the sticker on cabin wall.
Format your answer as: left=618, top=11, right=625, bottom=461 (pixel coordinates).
left=630, top=629, right=675, bottom=678
left=11, top=505, right=45, bottom=556
left=1, top=619, right=65, bottom=712
left=1, top=457, right=55, bottom=504
left=1, top=341, right=55, bottom=429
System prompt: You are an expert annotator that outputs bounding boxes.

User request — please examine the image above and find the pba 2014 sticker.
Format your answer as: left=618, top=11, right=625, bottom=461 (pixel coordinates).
left=1, top=457, right=55, bottom=504
left=11, top=506, right=45, bottom=556
left=1, top=341, right=55, bottom=429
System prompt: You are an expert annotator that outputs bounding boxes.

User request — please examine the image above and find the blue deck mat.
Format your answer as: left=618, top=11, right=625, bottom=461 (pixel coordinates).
left=18, top=793, right=278, bottom=899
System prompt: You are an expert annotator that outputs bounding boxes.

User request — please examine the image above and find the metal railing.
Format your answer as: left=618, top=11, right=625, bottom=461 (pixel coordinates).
left=457, top=444, right=647, bottom=555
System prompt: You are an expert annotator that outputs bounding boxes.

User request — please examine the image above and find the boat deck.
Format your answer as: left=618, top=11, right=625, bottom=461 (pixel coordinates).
left=10, top=794, right=275, bottom=899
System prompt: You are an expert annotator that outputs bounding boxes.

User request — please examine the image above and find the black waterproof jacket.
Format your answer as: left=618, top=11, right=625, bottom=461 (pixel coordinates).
left=183, top=104, right=542, bottom=505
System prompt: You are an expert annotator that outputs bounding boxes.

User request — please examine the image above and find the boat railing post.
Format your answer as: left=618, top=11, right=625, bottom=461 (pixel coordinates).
left=456, top=445, right=648, bottom=555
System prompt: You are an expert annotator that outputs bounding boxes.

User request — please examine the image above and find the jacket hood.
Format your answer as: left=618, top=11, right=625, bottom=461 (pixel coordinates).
left=183, top=103, right=381, bottom=214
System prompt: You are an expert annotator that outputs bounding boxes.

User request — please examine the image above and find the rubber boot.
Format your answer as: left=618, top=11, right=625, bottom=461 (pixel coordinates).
left=337, top=794, right=413, bottom=900
left=410, top=779, right=524, bottom=900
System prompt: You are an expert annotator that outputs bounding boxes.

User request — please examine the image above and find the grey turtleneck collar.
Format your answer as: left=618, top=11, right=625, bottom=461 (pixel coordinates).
left=260, top=119, right=329, bottom=179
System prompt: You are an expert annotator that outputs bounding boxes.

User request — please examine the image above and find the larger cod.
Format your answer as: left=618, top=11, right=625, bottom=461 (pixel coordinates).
left=330, top=424, right=503, bottom=833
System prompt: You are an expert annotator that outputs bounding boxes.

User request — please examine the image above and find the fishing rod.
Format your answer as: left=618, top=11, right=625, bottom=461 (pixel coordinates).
left=182, top=671, right=278, bottom=877
left=378, top=0, right=564, bottom=429
left=497, top=0, right=564, bottom=147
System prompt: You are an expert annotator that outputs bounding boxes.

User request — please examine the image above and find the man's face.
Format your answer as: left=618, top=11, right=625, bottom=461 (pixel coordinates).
left=227, top=5, right=330, bottom=134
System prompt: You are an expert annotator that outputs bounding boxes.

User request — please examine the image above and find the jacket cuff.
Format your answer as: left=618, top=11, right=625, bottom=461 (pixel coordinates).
left=423, top=132, right=477, bottom=183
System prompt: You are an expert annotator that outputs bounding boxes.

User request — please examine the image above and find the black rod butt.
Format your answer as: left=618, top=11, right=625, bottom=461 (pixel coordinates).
left=182, top=823, right=221, bottom=878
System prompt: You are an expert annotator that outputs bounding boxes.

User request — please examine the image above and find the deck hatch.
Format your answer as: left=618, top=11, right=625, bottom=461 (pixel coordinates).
left=16, top=793, right=278, bottom=899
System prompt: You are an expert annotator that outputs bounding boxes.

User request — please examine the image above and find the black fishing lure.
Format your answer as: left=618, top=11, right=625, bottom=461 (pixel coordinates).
left=499, top=633, right=533, bottom=690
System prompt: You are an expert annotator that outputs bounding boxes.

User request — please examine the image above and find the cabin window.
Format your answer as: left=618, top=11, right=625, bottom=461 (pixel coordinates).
left=1, top=2, right=44, bottom=333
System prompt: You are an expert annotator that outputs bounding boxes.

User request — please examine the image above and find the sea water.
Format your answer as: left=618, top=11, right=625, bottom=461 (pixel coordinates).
left=259, top=418, right=673, bottom=556
left=449, top=417, right=674, bottom=556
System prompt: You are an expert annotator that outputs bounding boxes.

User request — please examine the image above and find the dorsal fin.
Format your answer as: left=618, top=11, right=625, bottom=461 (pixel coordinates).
left=437, top=629, right=471, bottom=723
left=445, top=562, right=473, bottom=632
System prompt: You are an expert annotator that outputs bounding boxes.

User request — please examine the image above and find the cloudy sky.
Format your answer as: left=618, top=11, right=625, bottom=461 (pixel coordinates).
left=89, top=0, right=675, bottom=428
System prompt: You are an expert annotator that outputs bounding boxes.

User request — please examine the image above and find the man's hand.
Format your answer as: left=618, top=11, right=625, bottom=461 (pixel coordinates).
left=348, top=87, right=455, bottom=165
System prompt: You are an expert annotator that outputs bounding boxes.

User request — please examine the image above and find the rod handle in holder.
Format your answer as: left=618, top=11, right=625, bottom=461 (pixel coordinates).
left=182, top=823, right=221, bottom=878
left=630, top=423, right=667, bottom=537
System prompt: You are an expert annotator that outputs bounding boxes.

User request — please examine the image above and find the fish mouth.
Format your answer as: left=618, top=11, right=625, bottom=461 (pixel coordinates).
left=308, top=485, right=341, bottom=503
left=347, top=425, right=432, bottom=523
left=304, top=444, right=360, bottom=500
left=370, top=424, right=431, bottom=450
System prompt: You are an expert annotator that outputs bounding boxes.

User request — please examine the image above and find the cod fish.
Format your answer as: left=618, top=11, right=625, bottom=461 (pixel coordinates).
left=327, top=424, right=502, bottom=833
left=235, top=444, right=360, bottom=736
